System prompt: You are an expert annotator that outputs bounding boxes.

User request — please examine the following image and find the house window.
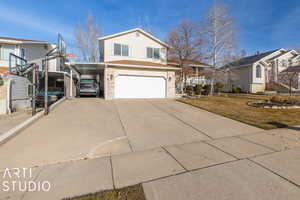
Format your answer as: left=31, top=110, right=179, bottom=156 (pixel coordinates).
left=146, top=47, right=160, bottom=59
left=114, top=43, right=128, bottom=56
left=121, top=45, right=129, bottom=56
left=0, top=45, right=15, bottom=61
left=21, top=48, right=26, bottom=59
left=154, top=48, right=160, bottom=59
left=147, top=47, right=153, bottom=58
left=256, top=65, right=262, bottom=78
left=281, top=59, right=288, bottom=67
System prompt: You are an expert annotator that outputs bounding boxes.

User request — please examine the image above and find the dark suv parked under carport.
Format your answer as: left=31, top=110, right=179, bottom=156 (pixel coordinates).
left=79, top=79, right=99, bottom=97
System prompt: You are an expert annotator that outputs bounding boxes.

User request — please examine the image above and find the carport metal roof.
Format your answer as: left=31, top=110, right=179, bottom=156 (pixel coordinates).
left=65, top=62, right=105, bottom=75
left=65, top=62, right=180, bottom=76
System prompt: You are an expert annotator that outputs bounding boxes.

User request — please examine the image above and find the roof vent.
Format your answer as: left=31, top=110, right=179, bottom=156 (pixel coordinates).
left=256, top=51, right=260, bottom=55
left=135, top=32, right=140, bottom=37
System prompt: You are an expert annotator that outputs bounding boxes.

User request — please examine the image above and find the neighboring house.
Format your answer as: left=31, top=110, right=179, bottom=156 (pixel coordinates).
left=0, top=36, right=64, bottom=114
left=68, top=28, right=179, bottom=99
left=0, top=36, right=60, bottom=74
left=222, top=48, right=300, bottom=93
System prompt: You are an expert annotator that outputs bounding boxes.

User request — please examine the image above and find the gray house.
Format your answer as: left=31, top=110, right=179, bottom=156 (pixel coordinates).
left=223, top=49, right=300, bottom=93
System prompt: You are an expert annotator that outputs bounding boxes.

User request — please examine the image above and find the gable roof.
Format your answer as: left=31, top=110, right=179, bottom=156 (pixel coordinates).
left=267, top=49, right=299, bottom=61
left=0, top=36, right=48, bottom=44
left=223, top=49, right=283, bottom=69
left=98, top=28, right=170, bottom=48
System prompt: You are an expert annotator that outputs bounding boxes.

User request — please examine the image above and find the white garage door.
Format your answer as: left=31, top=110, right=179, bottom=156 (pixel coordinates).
left=115, top=75, right=166, bottom=98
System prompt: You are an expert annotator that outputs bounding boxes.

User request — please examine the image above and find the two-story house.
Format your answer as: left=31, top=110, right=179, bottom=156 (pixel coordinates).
left=67, top=28, right=179, bottom=99
left=0, top=36, right=66, bottom=114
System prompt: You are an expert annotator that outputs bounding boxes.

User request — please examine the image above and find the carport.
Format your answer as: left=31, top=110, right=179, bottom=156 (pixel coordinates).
left=66, top=62, right=105, bottom=98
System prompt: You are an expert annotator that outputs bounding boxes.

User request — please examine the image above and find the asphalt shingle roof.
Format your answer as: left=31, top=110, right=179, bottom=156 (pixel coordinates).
left=224, top=49, right=280, bottom=68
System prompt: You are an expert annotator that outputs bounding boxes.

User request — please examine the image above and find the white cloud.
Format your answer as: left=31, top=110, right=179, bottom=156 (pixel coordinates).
left=0, top=3, right=74, bottom=41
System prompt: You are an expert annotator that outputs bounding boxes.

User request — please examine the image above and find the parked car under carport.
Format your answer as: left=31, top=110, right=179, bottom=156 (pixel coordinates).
left=36, top=87, right=64, bottom=107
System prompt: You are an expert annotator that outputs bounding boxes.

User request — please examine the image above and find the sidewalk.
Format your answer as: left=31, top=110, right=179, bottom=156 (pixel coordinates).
left=0, top=111, right=31, bottom=136
left=1, top=127, right=300, bottom=200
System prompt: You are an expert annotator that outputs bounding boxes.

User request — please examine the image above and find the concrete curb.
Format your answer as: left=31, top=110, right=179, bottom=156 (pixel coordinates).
left=0, top=97, right=66, bottom=145
left=49, top=97, right=66, bottom=111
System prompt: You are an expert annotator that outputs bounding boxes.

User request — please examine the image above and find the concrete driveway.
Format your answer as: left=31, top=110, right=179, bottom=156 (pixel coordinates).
left=0, top=98, right=261, bottom=170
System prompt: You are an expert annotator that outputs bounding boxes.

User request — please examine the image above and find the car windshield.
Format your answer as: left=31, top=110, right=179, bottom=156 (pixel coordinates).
left=80, top=83, right=95, bottom=89
left=81, top=79, right=96, bottom=84
left=80, top=80, right=97, bottom=89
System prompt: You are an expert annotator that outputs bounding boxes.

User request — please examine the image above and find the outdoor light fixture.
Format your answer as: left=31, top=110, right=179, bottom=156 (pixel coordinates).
left=110, top=74, right=114, bottom=80
left=168, top=76, right=172, bottom=81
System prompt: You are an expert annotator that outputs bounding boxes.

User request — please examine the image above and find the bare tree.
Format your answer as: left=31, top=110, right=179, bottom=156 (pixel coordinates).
left=74, top=15, right=101, bottom=62
left=222, top=49, right=246, bottom=67
left=165, top=20, right=202, bottom=91
left=137, top=15, right=156, bottom=35
left=200, top=1, right=237, bottom=94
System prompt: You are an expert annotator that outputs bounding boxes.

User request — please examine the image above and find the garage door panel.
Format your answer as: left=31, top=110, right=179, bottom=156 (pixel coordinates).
left=115, top=75, right=166, bottom=98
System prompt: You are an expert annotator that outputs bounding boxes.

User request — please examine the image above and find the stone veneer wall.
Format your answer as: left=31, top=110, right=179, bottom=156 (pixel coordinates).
left=104, top=67, right=115, bottom=100
left=166, top=71, right=176, bottom=98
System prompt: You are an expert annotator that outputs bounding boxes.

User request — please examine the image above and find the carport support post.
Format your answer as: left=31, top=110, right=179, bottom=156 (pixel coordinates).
left=44, top=58, right=49, bottom=115
left=70, top=69, right=73, bottom=98
left=32, top=64, right=36, bottom=116
left=104, top=64, right=107, bottom=99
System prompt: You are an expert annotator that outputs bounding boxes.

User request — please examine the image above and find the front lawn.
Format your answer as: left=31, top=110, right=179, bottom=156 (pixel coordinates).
left=178, top=94, right=300, bottom=130
left=69, top=185, right=145, bottom=200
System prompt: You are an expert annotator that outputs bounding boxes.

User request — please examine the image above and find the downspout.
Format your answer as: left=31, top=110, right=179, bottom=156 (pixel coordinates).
left=104, top=64, right=107, bottom=100
left=6, top=79, right=11, bottom=114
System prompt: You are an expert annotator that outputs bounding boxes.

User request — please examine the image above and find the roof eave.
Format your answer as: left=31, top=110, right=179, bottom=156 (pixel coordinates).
left=106, top=62, right=180, bottom=70
left=65, top=62, right=180, bottom=70
left=0, top=40, right=49, bottom=45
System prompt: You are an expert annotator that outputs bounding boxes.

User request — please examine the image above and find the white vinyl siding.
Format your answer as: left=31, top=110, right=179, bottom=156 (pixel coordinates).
left=102, top=31, right=167, bottom=64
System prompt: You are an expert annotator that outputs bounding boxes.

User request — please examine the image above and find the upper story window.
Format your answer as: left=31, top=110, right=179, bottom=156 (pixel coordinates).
left=256, top=65, right=262, bottom=78
left=21, top=48, right=26, bottom=59
left=0, top=44, right=15, bottom=61
left=146, top=47, right=160, bottom=59
left=114, top=43, right=129, bottom=56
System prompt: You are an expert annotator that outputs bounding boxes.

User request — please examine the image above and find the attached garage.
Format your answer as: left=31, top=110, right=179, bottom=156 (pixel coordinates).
left=66, top=61, right=179, bottom=100
left=115, top=75, right=166, bottom=98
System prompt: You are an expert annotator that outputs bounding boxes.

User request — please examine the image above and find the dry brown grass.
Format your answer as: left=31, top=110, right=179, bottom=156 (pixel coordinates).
left=178, top=94, right=300, bottom=130
left=69, top=185, right=145, bottom=200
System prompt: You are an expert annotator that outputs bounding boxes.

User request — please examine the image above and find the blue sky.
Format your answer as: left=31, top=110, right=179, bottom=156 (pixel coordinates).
left=0, top=0, right=299, bottom=55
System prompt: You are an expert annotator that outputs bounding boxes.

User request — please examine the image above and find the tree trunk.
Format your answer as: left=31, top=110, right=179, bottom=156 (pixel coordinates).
left=290, top=79, right=292, bottom=97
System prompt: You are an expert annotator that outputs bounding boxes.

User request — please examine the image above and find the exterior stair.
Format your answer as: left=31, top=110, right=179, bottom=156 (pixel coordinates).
left=266, top=81, right=297, bottom=93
